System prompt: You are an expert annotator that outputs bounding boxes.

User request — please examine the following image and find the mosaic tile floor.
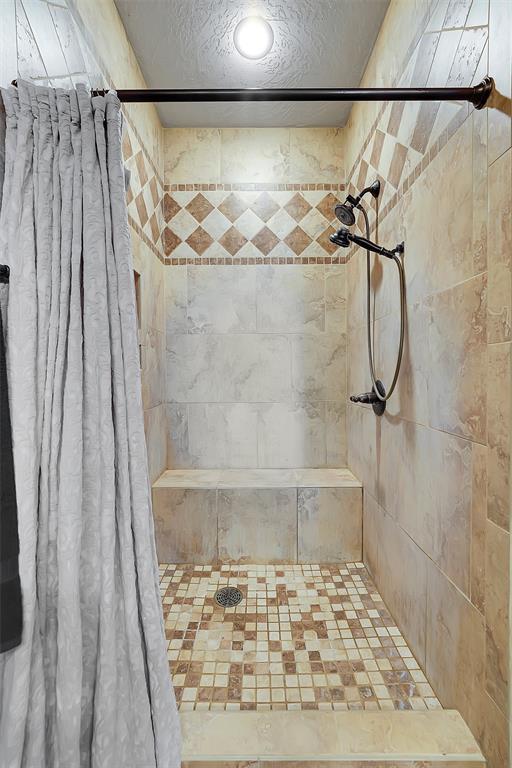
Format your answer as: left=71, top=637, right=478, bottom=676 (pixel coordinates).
left=160, top=562, right=441, bottom=713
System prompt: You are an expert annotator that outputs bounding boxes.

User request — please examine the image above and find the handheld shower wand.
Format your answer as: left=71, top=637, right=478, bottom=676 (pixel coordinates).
left=330, top=227, right=404, bottom=259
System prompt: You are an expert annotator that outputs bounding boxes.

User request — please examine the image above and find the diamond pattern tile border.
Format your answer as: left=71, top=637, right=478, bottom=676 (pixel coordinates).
left=162, top=184, right=347, bottom=265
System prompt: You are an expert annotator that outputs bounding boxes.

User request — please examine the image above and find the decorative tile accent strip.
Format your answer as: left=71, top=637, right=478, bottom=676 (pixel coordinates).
left=346, top=0, right=488, bottom=244
left=160, top=562, right=442, bottom=712
left=165, top=183, right=346, bottom=192
left=162, top=185, right=348, bottom=265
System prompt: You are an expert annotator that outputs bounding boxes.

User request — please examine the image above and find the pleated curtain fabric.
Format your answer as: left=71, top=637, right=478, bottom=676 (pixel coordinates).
left=0, top=81, right=180, bottom=768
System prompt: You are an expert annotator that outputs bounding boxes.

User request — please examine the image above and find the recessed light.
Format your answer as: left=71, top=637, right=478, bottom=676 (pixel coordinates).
left=233, top=16, right=274, bottom=60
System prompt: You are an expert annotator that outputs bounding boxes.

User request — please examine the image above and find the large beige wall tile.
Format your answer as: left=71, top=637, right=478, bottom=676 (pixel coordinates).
left=145, top=403, right=167, bottom=483
left=165, top=265, right=188, bottom=334
left=166, top=333, right=291, bottom=403
left=479, top=689, right=510, bottom=768
left=379, top=419, right=474, bottom=596
left=187, top=265, right=257, bottom=334
left=470, top=442, right=487, bottom=614
left=487, top=341, right=511, bottom=530
left=484, top=519, right=510, bottom=717
left=141, top=327, right=165, bottom=410
left=325, top=401, right=347, bottom=467
left=256, top=265, right=325, bottom=334
left=472, top=108, right=488, bottom=276
left=291, top=334, right=346, bottom=401
left=218, top=488, right=297, bottom=563
left=298, top=487, right=362, bottom=563
left=400, top=120, right=475, bottom=303
left=487, top=148, right=512, bottom=344
left=325, top=266, right=346, bottom=333
left=220, top=129, right=290, bottom=184
left=257, top=402, right=327, bottom=468
left=427, top=273, right=487, bottom=444
left=363, top=493, right=428, bottom=666
left=289, top=128, right=344, bottom=183
left=488, top=0, right=512, bottom=164
left=153, top=488, right=217, bottom=563
left=164, top=128, right=221, bottom=183
left=186, top=403, right=258, bottom=469
left=426, top=560, right=486, bottom=740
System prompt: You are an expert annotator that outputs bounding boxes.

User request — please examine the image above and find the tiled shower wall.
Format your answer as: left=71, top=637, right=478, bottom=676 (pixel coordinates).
left=163, top=128, right=348, bottom=468
left=344, top=1, right=511, bottom=766
left=0, top=0, right=168, bottom=481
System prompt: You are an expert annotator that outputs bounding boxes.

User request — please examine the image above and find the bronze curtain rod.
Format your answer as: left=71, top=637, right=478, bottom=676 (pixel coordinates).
left=11, top=77, right=495, bottom=109
left=88, top=77, right=494, bottom=109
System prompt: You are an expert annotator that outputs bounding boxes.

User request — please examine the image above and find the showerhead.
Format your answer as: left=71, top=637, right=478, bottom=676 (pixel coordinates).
left=329, top=227, right=351, bottom=248
left=334, top=179, right=381, bottom=227
left=335, top=201, right=356, bottom=227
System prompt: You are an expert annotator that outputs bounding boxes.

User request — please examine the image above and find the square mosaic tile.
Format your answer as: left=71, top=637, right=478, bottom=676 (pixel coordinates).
left=160, top=562, right=442, bottom=713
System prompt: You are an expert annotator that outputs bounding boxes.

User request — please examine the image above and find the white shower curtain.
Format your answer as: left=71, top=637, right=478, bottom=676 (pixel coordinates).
left=0, top=81, right=180, bottom=768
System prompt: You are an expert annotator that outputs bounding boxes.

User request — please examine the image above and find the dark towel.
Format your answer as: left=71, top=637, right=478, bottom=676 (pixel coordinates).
left=0, top=265, right=22, bottom=653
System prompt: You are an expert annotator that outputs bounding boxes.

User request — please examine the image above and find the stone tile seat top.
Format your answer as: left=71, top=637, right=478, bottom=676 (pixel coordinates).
left=153, top=468, right=362, bottom=489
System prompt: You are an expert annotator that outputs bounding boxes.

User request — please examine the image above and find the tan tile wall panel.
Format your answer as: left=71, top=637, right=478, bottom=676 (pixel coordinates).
left=344, top=1, right=511, bottom=766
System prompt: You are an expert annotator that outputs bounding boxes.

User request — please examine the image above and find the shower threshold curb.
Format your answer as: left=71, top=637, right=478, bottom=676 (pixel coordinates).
left=180, top=709, right=484, bottom=766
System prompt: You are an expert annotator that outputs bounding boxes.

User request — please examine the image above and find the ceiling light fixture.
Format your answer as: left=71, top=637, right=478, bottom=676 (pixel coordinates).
left=233, top=16, right=274, bottom=60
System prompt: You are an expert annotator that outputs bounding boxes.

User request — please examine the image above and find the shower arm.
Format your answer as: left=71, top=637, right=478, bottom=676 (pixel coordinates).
left=77, top=78, right=495, bottom=109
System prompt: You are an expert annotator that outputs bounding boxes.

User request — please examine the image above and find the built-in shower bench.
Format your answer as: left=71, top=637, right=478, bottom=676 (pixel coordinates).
left=152, top=468, right=362, bottom=564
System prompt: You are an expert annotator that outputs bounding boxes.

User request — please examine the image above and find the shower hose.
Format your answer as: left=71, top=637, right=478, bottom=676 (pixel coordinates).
left=360, top=205, right=406, bottom=403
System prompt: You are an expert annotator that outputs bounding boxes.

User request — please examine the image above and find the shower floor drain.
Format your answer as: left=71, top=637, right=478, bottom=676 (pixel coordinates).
left=214, top=586, right=243, bottom=608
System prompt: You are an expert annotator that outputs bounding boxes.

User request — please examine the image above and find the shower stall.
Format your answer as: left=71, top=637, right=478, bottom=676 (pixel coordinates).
left=1, top=0, right=510, bottom=766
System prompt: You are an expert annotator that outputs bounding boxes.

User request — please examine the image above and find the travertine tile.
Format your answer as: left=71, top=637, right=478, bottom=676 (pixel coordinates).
left=187, top=403, right=258, bottom=469
left=325, top=266, right=346, bottom=333
left=484, top=519, right=510, bottom=716
left=256, top=265, right=325, bottom=334
left=470, top=442, right=487, bottom=614
left=427, top=273, right=487, bottom=444
left=298, top=487, right=362, bottom=562
left=401, top=119, right=474, bottom=303
left=425, top=558, right=485, bottom=740
left=187, top=266, right=256, bottom=334
left=220, top=129, right=290, bottom=184
left=289, top=128, right=344, bottom=183
left=165, top=264, right=188, bottom=334
left=325, top=401, right=347, bottom=467
left=487, top=341, right=511, bottom=530
left=162, top=563, right=442, bottom=715
left=479, top=689, right=510, bottom=768
left=141, top=327, right=165, bottom=409
left=166, top=403, right=191, bottom=468
left=291, top=333, right=346, bottom=401
left=165, top=128, right=221, bottom=183
left=218, top=489, right=297, bottom=563
left=257, top=402, right=326, bottom=468
left=179, top=710, right=482, bottom=763
left=363, top=493, right=428, bottom=666
left=153, top=488, right=217, bottom=563
left=488, top=0, right=512, bottom=164
left=166, top=334, right=291, bottom=404
left=144, top=403, right=167, bottom=483
left=487, top=149, right=512, bottom=344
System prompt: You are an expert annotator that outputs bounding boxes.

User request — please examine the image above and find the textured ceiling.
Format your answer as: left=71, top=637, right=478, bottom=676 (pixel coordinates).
left=114, top=0, right=390, bottom=127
